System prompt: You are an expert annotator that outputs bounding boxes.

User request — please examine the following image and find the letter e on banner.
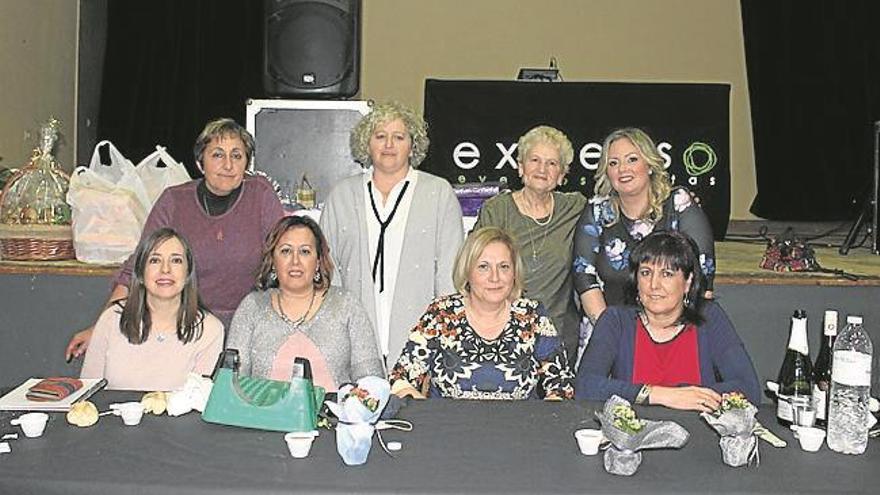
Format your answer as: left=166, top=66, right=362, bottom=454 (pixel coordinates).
left=579, top=143, right=602, bottom=171
left=453, top=142, right=480, bottom=170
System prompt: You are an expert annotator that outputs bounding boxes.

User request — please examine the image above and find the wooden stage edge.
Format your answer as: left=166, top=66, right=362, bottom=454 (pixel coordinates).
left=1, top=248, right=877, bottom=287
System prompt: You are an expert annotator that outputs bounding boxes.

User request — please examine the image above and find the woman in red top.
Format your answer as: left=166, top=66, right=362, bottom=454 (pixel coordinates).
left=575, top=231, right=760, bottom=411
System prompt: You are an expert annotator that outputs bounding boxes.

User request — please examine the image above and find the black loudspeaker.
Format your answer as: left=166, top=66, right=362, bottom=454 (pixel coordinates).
left=263, top=0, right=361, bottom=98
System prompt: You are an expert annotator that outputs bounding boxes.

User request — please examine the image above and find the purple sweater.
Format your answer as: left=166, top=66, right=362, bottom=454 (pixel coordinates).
left=575, top=302, right=762, bottom=405
left=114, top=177, right=284, bottom=327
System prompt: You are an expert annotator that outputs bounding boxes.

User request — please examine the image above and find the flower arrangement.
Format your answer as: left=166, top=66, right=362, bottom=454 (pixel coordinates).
left=596, top=396, right=690, bottom=476
left=325, top=377, right=391, bottom=466
left=611, top=404, right=645, bottom=434
left=701, top=391, right=759, bottom=468
left=718, top=392, right=751, bottom=413
left=342, top=386, right=380, bottom=413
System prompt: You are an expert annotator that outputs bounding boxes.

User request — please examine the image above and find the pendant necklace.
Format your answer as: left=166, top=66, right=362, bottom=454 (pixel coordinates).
left=200, top=190, right=225, bottom=241
left=277, top=290, right=316, bottom=328
left=521, top=193, right=554, bottom=260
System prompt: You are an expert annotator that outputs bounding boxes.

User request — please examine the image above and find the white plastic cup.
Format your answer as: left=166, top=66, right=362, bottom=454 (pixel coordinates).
left=797, top=426, right=825, bottom=452
left=114, top=402, right=145, bottom=426
left=792, top=401, right=816, bottom=429
left=11, top=412, right=49, bottom=438
left=284, top=431, right=318, bottom=458
left=574, top=428, right=603, bottom=456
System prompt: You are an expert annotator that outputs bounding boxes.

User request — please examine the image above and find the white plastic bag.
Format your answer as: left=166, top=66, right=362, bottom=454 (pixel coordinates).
left=135, top=145, right=190, bottom=207
left=67, top=141, right=152, bottom=264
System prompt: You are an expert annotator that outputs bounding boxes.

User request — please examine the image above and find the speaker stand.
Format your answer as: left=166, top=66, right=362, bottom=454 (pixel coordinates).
left=839, top=121, right=880, bottom=255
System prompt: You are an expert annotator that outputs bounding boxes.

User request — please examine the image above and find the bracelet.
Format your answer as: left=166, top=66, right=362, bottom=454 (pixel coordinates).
left=635, top=385, right=652, bottom=405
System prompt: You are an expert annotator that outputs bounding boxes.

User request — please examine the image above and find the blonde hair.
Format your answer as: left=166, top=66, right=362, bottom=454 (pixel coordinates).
left=453, top=227, right=524, bottom=299
left=593, top=127, right=672, bottom=226
left=350, top=101, right=430, bottom=169
left=517, top=125, right=575, bottom=175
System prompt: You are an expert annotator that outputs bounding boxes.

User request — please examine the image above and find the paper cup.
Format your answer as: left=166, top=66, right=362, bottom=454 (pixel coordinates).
left=285, top=431, right=318, bottom=458
left=11, top=412, right=49, bottom=438
left=574, top=428, right=603, bottom=456
left=792, top=402, right=816, bottom=429
left=797, top=427, right=825, bottom=452
left=114, top=402, right=145, bottom=426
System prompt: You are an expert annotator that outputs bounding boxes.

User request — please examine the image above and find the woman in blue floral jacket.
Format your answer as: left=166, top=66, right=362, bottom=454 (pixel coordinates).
left=572, top=128, right=715, bottom=356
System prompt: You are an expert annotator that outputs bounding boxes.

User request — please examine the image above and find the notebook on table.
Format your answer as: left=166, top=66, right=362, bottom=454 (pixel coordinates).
left=0, top=378, right=106, bottom=412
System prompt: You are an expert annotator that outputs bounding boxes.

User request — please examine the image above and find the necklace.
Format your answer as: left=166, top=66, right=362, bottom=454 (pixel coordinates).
left=638, top=311, right=685, bottom=343
left=200, top=192, right=226, bottom=242
left=520, top=193, right=554, bottom=260
left=277, top=289, right=316, bottom=327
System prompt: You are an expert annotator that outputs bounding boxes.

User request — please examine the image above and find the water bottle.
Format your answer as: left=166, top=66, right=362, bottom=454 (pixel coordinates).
left=827, top=315, right=873, bottom=454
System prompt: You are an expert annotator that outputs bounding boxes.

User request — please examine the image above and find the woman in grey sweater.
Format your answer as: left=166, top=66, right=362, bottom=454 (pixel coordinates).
left=226, top=216, right=384, bottom=390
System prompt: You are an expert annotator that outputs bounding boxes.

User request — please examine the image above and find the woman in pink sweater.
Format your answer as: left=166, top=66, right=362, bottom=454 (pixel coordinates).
left=81, top=228, right=223, bottom=391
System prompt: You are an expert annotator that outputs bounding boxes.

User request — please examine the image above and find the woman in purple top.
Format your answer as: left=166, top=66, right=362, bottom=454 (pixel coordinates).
left=65, top=118, right=284, bottom=360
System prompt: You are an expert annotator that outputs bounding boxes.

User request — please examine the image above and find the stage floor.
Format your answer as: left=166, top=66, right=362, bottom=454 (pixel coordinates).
left=718, top=220, right=880, bottom=285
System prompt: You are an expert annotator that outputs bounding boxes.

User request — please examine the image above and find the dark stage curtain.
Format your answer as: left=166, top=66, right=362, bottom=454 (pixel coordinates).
left=97, top=1, right=264, bottom=176
left=741, top=1, right=880, bottom=220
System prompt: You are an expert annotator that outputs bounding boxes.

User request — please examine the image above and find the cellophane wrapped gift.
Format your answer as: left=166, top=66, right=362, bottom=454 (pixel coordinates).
left=325, top=376, right=390, bottom=466
left=596, top=395, right=690, bottom=476
left=701, top=392, right=759, bottom=467
left=0, top=118, right=74, bottom=260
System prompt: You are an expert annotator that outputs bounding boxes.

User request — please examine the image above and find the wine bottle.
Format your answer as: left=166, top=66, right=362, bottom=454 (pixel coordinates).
left=812, top=310, right=837, bottom=428
left=827, top=316, right=873, bottom=454
left=776, top=309, right=813, bottom=427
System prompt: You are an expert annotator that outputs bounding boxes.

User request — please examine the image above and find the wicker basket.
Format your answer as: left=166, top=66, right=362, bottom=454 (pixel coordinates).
left=0, top=224, right=75, bottom=261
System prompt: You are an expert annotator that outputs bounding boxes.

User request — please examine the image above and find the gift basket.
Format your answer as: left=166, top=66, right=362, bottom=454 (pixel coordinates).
left=0, top=118, right=74, bottom=260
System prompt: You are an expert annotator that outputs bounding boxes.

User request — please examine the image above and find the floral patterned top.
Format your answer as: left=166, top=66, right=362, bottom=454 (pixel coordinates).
left=389, top=294, right=575, bottom=400
left=572, top=187, right=716, bottom=306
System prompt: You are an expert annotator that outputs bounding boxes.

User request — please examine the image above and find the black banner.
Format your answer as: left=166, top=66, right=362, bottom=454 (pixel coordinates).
left=422, top=79, right=730, bottom=239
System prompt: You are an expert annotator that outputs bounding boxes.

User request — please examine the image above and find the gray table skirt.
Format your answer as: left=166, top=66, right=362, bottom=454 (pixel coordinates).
left=0, top=394, right=876, bottom=495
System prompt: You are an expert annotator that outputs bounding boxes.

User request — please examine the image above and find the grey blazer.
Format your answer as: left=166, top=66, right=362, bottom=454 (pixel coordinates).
left=320, top=170, right=464, bottom=364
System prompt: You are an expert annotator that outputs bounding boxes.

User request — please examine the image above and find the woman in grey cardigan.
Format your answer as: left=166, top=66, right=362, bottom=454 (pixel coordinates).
left=320, top=101, right=464, bottom=364
left=226, top=216, right=384, bottom=390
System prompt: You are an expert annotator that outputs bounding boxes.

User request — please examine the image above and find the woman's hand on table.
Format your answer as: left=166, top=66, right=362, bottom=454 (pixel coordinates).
left=65, top=327, right=94, bottom=362
left=648, top=385, right=721, bottom=413
left=391, top=382, right=426, bottom=400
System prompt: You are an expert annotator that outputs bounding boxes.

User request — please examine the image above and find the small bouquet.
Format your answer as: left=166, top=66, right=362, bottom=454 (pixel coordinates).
left=325, top=376, right=390, bottom=465
left=596, top=396, right=689, bottom=476
left=701, top=392, right=759, bottom=467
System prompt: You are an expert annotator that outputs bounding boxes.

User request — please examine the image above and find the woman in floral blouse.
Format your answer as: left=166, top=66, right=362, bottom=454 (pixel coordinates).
left=390, top=227, right=574, bottom=400
left=572, top=128, right=715, bottom=357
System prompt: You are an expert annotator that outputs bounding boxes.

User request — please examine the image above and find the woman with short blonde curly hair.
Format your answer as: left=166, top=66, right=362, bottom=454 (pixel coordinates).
left=350, top=101, right=430, bottom=169
left=320, top=101, right=464, bottom=364
left=573, top=127, right=716, bottom=356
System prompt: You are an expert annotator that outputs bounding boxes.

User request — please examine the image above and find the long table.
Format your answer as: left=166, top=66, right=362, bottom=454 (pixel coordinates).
left=1, top=393, right=877, bottom=494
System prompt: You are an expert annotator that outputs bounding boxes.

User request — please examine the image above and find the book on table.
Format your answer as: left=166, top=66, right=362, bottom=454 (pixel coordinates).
left=0, top=378, right=106, bottom=412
